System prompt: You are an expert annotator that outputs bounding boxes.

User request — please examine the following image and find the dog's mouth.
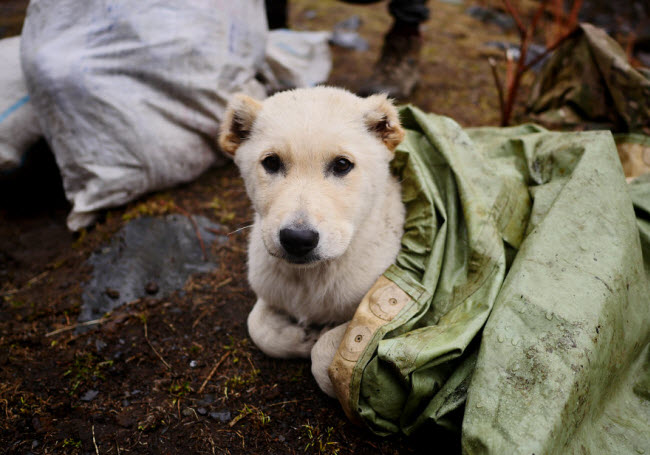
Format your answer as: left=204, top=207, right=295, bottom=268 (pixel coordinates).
left=265, top=247, right=323, bottom=267
left=281, top=252, right=322, bottom=265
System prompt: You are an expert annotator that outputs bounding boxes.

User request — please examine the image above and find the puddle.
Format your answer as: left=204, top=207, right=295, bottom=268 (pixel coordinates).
left=78, top=215, right=226, bottom=325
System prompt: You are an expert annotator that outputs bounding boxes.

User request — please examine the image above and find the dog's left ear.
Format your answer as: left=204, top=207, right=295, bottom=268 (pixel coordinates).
left=363, top=94, right=405, bottom=152
left=219, top=93, right=263, bottom=156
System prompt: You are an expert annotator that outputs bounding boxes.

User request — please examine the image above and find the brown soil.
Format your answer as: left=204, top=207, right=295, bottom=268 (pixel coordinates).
left=0, top=1, right=624, bottom=454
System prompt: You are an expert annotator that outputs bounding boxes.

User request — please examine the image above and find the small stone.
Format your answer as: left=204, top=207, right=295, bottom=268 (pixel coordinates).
left=81, top=390, right=99, bottom=402
left=278, top=435, right=286, bottom=442
left=116, top=413, right=134, bottom=428
left=198, top=394, right=215, bottom=406
left=182, top=407, right=195, bottom=417
left=210, top=411, right=231, bottom=422
left=197, top=407, right=207, bottom=416
left=105, top=288, right=120, bottom=300
left=95, top=339, right=107, bottom=352
left=145, top=281, right=159, bottom=295
left=189, top=360, right=198, bottom=368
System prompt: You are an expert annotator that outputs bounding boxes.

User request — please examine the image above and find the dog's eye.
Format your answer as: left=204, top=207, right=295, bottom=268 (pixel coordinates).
left=261, top=154, right=282, bottom=174
left=331, top=157, right=354, bottom=177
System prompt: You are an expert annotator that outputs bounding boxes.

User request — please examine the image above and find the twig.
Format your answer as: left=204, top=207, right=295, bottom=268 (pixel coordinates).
left=144, top=320, right=171, bottom=370
left=1, top=270, right=50, bottom=297
left=228, top=411, right=247, bottom=428
left=92, top=425, right=99, bottom=455
left=192, top=308, right=211, bottom=329
left=176, top=206, right=208, bottom=261
left=488, top=57, right=505, bottom=117
left=45, top=318, right=105, bottom=337
left=214, top=277, right=233, bottom=290
left=267, top=399, right=302, bottom=407
left=198, top=351, right=231, bottom=394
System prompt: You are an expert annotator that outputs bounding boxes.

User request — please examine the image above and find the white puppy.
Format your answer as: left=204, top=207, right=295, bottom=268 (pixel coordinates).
left=219, top=86, right=405, bottom=396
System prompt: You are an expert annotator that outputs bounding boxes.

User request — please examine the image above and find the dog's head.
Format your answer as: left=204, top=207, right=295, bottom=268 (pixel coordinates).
left=219, top=87, right=404, bottom=266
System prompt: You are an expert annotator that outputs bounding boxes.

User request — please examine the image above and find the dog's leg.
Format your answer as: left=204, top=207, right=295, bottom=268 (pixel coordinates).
left=311, top=322, right=349, bottom=398
left=247, top=299, right=319, bottom=358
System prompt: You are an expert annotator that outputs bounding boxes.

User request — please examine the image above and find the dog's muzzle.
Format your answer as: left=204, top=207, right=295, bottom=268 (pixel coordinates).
left=279, top=227, right=319, bottom=261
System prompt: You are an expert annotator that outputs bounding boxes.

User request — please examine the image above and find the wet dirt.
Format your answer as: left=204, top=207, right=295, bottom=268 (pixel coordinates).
left=0, top=1, right=644, bottom=454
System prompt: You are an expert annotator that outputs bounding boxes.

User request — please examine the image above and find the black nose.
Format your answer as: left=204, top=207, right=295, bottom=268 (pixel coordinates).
left=279, top=228, right=319, bottom=257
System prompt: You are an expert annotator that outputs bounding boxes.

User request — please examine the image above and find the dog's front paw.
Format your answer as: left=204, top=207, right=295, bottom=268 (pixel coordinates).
left=311, top=323, right=349, bottom=398
left=247, top=300, right=318, bottom=358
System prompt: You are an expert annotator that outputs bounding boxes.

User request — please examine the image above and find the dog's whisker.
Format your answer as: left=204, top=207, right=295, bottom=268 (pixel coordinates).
left=227, top=224, right=254, bottom=236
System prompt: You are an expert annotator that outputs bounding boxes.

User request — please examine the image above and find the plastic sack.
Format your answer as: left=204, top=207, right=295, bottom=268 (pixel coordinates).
left=21, top=0, right=268, bottom=230
left=261, top=29, right=332, bottom=92
left=328, top=106, right=650, bottom=454
left=0, top=36, right=41, bottom=171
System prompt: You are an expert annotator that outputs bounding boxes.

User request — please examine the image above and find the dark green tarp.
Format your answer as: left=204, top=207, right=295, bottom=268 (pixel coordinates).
left=328, top=106, right=650, bottom=454
left=526, top=23, right=650, bottom=135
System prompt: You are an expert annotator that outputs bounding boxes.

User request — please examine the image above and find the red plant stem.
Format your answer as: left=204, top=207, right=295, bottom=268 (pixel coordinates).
left=501, top=0, right=549, bottom=126
left=522, top=27, right=578, bottom=73
left=502, top=0, right=527, bottom=38
left=497, top=0, right=583, bottom=125
left=567, top=0, right=584, bottom=30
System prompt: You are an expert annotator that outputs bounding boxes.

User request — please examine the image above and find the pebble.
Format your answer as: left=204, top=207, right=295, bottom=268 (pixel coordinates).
left=198, top=394, right=215, bottom=406
left=189, top=360, right=198, bottom=368
left=116, top=413, right=134, bottom=428
left=210, top=411, right=231, bottom=423
left=145, top=281, right=159, bottom=295
left=95, top=339, right=107, bottom=352
left=81, top=390, right=99, bottom=402
left=197, top=407, right=207, bottom=416
left=105, top=288, right=120, bottom=300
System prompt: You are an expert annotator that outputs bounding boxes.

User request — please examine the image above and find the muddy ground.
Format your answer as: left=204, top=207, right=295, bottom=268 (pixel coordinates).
left=0, top=1, right=643, bottom=454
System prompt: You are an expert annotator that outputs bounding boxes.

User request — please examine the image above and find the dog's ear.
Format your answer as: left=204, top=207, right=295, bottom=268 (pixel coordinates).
left=219, top=94, right=263, bottom=156
left=363, top=94, right=405, bottom=152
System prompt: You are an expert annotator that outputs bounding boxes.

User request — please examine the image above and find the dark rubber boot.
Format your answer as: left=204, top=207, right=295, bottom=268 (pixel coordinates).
left=357, top=22, right=422, bottom=99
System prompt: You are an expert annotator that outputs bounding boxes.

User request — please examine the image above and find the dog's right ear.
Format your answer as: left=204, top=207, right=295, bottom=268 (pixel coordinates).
left=363, top=94, right=405, bottom=153
left=219, top=94, right=263, bottom=156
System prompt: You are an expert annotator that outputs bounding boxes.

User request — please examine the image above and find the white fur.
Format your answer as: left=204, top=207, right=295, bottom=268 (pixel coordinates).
left=219, top=86, right=405, bottom=396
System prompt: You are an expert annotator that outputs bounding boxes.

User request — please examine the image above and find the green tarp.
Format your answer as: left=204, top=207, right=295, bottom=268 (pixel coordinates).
left=328, top=105, right=650, bottom=454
